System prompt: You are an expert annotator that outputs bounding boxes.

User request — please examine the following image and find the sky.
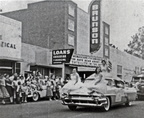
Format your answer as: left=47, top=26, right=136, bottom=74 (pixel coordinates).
left=1, top=0, right=144, bottom=51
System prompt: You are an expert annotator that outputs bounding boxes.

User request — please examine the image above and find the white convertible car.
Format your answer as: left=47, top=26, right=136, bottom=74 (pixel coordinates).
left=61, top=74, right=137, bottom=111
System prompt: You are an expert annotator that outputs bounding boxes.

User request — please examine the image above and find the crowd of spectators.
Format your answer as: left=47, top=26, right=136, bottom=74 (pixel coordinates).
left=0, top=71, right=64, bottom=105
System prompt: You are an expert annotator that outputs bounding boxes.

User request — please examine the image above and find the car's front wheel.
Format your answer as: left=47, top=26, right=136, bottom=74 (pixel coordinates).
left=68, top=105, right=77, bottom=111
left=32, top=92, right=40, bottom=102
left=102, top=97, right=111, bottom=111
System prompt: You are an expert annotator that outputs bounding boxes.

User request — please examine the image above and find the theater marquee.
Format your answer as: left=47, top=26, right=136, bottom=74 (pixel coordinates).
left=89, top=0, right=101, bottom=53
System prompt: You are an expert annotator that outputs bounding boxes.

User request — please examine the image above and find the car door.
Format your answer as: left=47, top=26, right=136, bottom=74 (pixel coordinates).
left=114, top=80, right=125, bottom=103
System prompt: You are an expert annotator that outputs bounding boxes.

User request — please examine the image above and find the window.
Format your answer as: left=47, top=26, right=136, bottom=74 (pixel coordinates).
left=115, top=80, right=124, bottom=88
left=0, top=35, right=2, bottom=40
left=68, top=34, right=74, bottom=46
left=105, top=37, right=109, bottom=45
left=117, top=65, right=122, bottom=75
left=16, top=63, right=21, bottom=75
left=68, top=4, right=75, bottom=17
left=105, top=25, right=109, bottom=35
left=105, top=47, right=109, bottom=57
left=103, top=22, right=110, bottom=58
left=68, top=19, right=75, bottom=31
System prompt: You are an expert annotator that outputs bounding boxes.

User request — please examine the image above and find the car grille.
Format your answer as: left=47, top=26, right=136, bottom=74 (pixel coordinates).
left=62, top=94, right=107, bottom=106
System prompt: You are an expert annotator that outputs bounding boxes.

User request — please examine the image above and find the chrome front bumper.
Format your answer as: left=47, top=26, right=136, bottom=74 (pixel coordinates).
left=61, top=96, right=107, bottom=107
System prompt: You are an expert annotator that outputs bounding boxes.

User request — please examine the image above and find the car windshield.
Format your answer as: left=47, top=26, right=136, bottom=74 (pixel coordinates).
left=132, top=77, right=144, bottom=83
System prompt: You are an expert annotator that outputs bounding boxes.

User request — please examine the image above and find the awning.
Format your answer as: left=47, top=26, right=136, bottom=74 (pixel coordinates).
left=0, top=67, right=12, bottom=69
left=28, top=62, right=63, bottom=69
left=0, top=56, right=23, bottom=62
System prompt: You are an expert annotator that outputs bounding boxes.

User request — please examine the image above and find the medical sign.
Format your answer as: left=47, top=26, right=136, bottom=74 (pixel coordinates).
left=89, top=0, right=101, bottom=53
left=52, top=49, right=74, bottom=64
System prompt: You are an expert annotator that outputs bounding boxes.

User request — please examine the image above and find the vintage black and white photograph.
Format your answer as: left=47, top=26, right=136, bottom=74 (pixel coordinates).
left=0, top=0, right=144, bottom=118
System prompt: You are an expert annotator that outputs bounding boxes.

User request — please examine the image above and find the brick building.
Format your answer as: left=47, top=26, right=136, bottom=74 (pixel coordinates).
left=1, top=0, right=144, bottom=82
left=1, top=0, right=89, bottom=77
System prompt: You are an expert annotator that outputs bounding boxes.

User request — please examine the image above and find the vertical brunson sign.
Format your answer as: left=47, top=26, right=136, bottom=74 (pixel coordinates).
left=89, top=0, right=101, bottom=53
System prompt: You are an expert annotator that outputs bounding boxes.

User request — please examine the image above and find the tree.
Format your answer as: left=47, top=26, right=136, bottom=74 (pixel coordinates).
left=125, top=26, right=144, bottom=59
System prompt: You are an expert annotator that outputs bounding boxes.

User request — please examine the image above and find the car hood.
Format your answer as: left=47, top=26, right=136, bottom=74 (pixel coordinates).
left=69, top=86, right=103, bottom=96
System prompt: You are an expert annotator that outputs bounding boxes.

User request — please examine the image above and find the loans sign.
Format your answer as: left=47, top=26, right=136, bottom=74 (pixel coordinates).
left=69, top=54, right=102, bottom=67
left=89, top=0, right=101, bottom=53
left=52, top=49, right=74, bottom=64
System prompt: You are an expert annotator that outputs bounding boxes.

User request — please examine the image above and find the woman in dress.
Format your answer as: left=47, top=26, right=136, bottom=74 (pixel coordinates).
left=61, top=68, right=83, bottom=94
left=46, top=76, right=53, bottom=101
left=100, top=59, right=112, bottom=77
left=100, top=60, right=107, bottom=73
left=0, top=74, right=10, bottom=104
left=5, top=74, right=14, bottom=103
left=88, top=67, right=107, bottom=94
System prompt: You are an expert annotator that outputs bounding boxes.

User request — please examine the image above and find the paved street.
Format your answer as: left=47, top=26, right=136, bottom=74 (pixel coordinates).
left=0, top=100, right=144, bottom=118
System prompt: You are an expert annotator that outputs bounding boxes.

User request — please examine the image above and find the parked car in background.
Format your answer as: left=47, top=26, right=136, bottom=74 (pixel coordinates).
left=27, top=80, right=47, bottom=102
left=61, top=74, right=137, bottom=111
left=131, top=74, right=144, bottom=99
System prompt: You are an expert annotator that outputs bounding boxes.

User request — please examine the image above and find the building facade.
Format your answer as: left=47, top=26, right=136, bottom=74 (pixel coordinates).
left=1, top=0, right=144, bottom=82
left=0, top=15, right=22, bottom=75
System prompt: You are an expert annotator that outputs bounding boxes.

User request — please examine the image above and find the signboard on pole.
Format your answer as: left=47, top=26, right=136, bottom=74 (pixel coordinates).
left=52, top=49, right=74, bottom=64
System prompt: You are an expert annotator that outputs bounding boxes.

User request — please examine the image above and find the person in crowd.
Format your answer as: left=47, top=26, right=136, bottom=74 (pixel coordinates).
left=35, top=76, right=43, bottom=91
left=16, top=80, right=22, bottom=104
left=63, top=75, right=70, bottom=85
left=56, top=77, right=63, bottom=99
left=45, top=76, right=53, bottom=101
left=0, top=74, right=10, bottom=104
left=5, top=74, right=14, bottom=103
left=21, top=82, right=28, bottom=103
left=13, top=74, right=18, bottom=104
left=50, top=74, right=57, bottom=100
left=135, top=78, right=142, bottom=91
left=20, top=75, right=28, bottom=103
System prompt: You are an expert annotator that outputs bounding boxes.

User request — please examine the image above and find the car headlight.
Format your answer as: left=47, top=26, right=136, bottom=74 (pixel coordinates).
left=61, top=93, right=68, bottom=98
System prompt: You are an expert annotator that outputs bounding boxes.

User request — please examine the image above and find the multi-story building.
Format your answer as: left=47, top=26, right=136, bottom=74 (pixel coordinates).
left=1, top=0, right=144, bottom=82
left=1, top=0, right=90, bottom=77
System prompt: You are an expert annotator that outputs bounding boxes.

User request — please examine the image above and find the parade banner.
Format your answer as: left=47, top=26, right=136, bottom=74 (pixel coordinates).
left=89, top=0, right=101, bottom=53
left=52, top=49, right=74, bottom=64
left=69, top=54, right=102, bottom=67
